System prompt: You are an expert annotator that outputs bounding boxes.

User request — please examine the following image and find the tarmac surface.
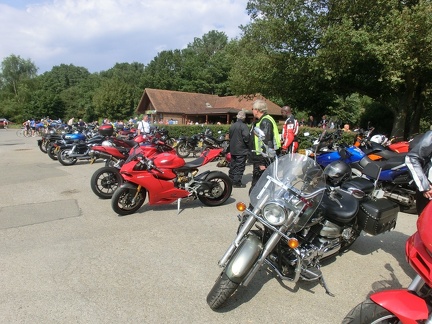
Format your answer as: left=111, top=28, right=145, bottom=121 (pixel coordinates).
left=0, top=128, right=418, bottom=323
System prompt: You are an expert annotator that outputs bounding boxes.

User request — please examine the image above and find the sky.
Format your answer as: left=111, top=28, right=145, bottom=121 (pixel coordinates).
left=0, top=0, right=250, bottom=74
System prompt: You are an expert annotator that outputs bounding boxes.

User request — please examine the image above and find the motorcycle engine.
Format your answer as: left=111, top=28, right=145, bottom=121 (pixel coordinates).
left=175, top=169, right=198, bottom=184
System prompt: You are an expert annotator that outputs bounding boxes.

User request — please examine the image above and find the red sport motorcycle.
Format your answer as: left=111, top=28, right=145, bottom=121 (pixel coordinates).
left=111, top=146, right=233, bottom=215
left=342, top=201, right=432, bottom=323
left=89, top=135, right=174, bottom=199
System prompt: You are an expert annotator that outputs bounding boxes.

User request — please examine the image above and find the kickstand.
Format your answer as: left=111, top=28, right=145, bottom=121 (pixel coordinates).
left=177, top=198, right=181, bottom=214
left=320, top=275, right=335, bottom=297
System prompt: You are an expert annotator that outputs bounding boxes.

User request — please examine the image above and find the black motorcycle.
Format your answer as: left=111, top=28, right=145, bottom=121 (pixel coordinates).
left=206, top=127, right=400, bottom=310
left=175, top=132, right=205, bottom=158
left=56, top=134, right=105, bottom=166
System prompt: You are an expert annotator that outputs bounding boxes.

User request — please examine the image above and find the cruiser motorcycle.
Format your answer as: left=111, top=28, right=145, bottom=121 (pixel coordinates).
left=206, top=128, right=399, bottom=310
left=343, top=201, right=432, bottom=323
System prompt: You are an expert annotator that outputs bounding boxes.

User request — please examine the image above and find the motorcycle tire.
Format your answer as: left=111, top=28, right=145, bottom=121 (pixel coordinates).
left=198, top=172, right=232, bottom=206
left=111, top=186, right=146, bottom=216
left=90, top=166, right=122, bottom=199
left=39, top=140, right=48, bottom=153
left=176, top=142, right=191, bottom=158
left=342, top=298, right=398, bottom=323
left=47, top=143, right=58, bottom=160
left=57, top=149, right=78, bottom=166
left=207, top=272, right=239, bottom=310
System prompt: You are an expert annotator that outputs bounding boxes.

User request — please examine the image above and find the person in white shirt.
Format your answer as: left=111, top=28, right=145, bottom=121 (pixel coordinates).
left=137, top=115, right=150, bottom=135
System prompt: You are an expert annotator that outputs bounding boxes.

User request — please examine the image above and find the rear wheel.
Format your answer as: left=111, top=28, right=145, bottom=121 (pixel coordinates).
left=207, top=272, right=239, bottom=310
left=111, top=186, right=146, bottom=215
left=342, top=298, right=399, bottom=324
left=57, top=148, right=77, bottom=166
left=176, top=142, right=191, bottom=158
left=198, top=172, right=232, bottom=206
left=90, top=166, right=122, bottom=199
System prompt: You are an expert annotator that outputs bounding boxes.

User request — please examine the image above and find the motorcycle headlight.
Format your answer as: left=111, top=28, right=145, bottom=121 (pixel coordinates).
left=262, top=200, right=287, bottom=226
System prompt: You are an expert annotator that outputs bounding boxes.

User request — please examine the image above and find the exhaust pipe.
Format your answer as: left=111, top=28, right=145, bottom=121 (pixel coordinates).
left=384, top=191, right=411, bottom=205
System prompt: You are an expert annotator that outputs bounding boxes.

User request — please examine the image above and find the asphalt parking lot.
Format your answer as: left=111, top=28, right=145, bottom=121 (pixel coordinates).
left=0, top=129, right=417, bottom=323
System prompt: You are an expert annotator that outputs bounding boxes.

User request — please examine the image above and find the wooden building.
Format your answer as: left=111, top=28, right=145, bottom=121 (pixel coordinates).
left=136, top=88, right=282, bottom=125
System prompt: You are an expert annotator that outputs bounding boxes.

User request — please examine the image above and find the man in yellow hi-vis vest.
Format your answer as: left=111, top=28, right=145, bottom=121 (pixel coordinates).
left=249, top=99, right=281, bottom=193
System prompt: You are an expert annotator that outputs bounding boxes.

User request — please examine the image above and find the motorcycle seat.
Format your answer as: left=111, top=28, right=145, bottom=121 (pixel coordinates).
left=341, top=177, right=375, bottom=195
left=321, top=189, right=359, bottom=224
left=375, top=150, right=406, bottom=161
left=178, top=156, right=206, bottom=170
left=360, top=157, right=405, bottom=171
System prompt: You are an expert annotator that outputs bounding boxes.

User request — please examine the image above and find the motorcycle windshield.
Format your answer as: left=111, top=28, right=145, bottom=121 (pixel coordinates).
left=250, top=153, right=326, bottom=232
left=125, top=146, right=141, bottom=163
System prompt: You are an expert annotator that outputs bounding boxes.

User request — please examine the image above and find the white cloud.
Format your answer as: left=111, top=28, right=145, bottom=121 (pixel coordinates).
left=0, top=0, right=249, bottom=73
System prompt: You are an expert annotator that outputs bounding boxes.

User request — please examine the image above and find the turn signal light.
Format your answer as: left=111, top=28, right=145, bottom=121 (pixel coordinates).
left=236, top=202, right=247, bottom=212
left=288, top=238, right=299, bottom=249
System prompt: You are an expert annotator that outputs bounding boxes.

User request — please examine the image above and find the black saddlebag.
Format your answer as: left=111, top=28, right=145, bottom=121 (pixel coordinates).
left=357, top=198, right=399, bottom=235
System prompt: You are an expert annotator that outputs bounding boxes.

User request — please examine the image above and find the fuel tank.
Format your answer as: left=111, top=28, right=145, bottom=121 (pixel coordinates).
left=153, top=152, right=185, bottom=169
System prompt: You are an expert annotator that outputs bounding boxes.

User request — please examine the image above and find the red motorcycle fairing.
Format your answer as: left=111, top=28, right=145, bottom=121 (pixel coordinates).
left=370, top=289, right=428, bottom=323
left=417, top=201, right=432, bottom=258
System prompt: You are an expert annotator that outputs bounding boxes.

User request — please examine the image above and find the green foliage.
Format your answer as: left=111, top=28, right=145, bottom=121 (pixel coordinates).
left=93, top=78, right=136, bottom=120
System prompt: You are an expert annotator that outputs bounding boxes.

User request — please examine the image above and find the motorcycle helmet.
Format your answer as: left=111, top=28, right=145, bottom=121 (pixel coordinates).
left=323, top=160, right=352, bottom=186
left=102, top=140, right=113, bottom=147
left=370, top=134, right=387, bottom=145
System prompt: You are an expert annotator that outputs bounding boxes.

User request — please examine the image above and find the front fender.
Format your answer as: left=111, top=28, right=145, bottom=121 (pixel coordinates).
left=225, top=233, right=263, bottom=284
left=120, top=182, right=139, bottom=190
left=371, top=289, right=428, bottom=323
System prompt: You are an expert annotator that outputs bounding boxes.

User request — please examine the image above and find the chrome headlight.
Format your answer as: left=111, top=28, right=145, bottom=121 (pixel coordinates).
left=262, top=200, right=287, bottom=226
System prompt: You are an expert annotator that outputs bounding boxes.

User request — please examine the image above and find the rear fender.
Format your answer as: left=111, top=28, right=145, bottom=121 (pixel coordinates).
left=225, top=233, right=263, bottom=284
left=371, top=289, right=428, bottom=323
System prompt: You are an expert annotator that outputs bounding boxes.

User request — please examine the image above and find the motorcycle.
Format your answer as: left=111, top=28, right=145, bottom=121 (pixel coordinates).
left=354, top=128, right=409, bottom=161
left=307, top=130, right=416, bottom=213
left=89, top=135, right=175, bottom=199
left=342, top=201, right=432, bottom=323
left=47, top=131, right=88, bottom=160
left=111, top=145, right=233, bottom=215
left=175, top=128, right=208, bottom=158
left=206, top=127, right=399, bottom=310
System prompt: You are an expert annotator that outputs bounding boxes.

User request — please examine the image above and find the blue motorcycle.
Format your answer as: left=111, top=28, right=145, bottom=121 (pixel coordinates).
left=306, top=130, right=416, bottom=213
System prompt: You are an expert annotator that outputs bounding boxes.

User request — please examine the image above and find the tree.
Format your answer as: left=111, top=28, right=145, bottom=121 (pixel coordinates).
left=93, top=78, right=136, bottom=120
left=0, top=54, right=38, bottom=97
left=318, top=0, right=432, bottom=137
left=230, top=0, right=432, bottom=137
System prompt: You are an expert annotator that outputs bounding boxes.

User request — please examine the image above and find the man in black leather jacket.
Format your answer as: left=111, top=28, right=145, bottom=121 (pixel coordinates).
left=249, top=99, right=281, bottom=193
left=229, top=110, right=249, bottom=188
left=405, top=130, right=432, bottom=214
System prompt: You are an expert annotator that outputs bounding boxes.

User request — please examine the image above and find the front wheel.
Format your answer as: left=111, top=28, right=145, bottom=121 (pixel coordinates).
left=342, top=298, right=399, bottom=324
left=57, top=149, right=77, bottom=166
left=111, top=186, right=146, bottom=216
left=176, top=142, right=191, bottom=158
left=198, top=172, right=232, bottom=206
left=207, top=272, right=239, bottom=310
left=39, top=140, right=48, bottom=153
left=90, top=166, right=122, bottom=199
left=47, top=143, right=58, bottom=160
